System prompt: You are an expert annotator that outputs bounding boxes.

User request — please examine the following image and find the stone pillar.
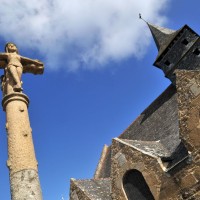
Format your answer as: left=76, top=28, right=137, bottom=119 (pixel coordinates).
left=2, top=93, right=42, bottom=200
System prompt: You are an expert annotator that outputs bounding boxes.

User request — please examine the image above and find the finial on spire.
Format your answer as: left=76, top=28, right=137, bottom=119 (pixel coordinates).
left=139, top=13, right=147, bottom=23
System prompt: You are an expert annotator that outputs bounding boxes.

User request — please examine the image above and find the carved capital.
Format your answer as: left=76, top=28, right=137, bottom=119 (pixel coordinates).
left=2, top=93, right=29, bottom=111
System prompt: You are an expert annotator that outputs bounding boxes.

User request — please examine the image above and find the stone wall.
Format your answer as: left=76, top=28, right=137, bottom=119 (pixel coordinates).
left=172, top=70, right=200, bottom=199
left=111, top=139, right=162, bottom=200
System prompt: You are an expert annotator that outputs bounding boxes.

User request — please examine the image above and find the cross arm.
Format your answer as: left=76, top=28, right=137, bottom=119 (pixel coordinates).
left=21, top=56, right=44, bottom=75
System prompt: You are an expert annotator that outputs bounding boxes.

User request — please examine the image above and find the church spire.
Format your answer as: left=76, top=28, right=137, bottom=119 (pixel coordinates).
left=139, top=14, right=179, bottom=57
left=147, top=23, right=177, bottom=52
left=139, top=14, right=200, bottom=83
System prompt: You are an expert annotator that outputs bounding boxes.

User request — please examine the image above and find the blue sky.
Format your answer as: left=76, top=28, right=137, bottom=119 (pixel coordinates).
left=0, top=0, right=199, bottom=199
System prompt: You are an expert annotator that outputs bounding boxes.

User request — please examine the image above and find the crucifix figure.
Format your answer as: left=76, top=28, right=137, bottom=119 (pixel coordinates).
left=0, top=42, right=44, bottom=95
left=0, top=43, right=44, bottom=200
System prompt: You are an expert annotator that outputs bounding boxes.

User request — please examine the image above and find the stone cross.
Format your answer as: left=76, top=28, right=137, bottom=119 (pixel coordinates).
left=0, top=43, right=44, bottom=95
left=0, top=43, right=44, bottom=200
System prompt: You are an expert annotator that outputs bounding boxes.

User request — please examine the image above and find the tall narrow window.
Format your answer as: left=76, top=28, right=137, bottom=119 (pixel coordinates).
left=123, top=169, right=155, bottom=200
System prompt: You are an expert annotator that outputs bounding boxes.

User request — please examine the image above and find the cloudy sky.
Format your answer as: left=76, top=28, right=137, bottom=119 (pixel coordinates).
left=0, top=0, right=199, bottom=199
left=0, top=0, right=168, bottom=71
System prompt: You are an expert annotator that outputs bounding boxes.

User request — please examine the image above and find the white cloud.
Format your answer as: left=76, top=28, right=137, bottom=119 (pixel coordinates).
left=0, top=0, right=170, bottom=71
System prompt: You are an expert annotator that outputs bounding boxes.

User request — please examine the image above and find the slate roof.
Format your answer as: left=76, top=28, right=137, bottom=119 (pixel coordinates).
left=119, top=139, right=178, bottom=158
left=119, top=84, right=179, bottom=144
left=116, top=138, right=189, bottom=172
left=147, top=23, right=179, bottom=59
left=93, top=84, right=181, bottom=178
left=71, top=178, right=111, bottom=200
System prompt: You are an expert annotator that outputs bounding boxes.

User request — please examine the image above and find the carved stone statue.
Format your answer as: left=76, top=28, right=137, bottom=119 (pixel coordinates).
left=0, top=43, right=44, bottom=95
left=0, top=43, right=44, bottom=199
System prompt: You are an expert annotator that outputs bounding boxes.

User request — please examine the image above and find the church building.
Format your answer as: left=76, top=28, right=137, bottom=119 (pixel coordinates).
left=69, top=22, right=200, bottom=200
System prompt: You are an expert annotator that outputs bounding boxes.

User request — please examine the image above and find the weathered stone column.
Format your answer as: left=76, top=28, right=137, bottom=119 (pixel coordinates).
left=0, top=42, right=44, bottom=199
left=2, top=93, right=42, bottom=200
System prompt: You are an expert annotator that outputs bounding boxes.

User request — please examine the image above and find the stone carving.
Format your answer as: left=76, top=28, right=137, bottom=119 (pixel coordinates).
left=0, top=43, right=44, bottom=200
left=0, top=43, right=44, bottom=95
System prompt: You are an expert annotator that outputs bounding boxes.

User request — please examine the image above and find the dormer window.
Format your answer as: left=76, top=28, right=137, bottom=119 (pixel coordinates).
left=182, top=39, right=189, bottom=46
left=193, top=48, right=200, bottom=56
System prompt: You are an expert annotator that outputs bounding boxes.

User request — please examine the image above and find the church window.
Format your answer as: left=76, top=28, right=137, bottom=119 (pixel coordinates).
left=123, top=169, right=155, bottom=200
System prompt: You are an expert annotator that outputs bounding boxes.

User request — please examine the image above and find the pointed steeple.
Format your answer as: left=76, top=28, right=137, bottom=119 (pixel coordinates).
left=139, top=14, right=180, bottom=58
left=147, top=23, right=179, bottom=56
left=147, top=23, right=176, bottom=49
left=139, top=15, right=200, bottom=83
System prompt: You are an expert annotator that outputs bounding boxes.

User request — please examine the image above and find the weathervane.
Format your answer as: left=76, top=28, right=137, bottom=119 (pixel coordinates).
left=139, top=13, right=148, bottom=23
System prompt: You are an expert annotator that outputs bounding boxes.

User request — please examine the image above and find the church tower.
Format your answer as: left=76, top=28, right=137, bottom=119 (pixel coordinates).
left=148, top=23, right=200, bottom=82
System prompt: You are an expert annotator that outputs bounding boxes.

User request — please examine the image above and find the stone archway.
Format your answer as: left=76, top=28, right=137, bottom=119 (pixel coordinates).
left=123, top=169, right=155, bottom=200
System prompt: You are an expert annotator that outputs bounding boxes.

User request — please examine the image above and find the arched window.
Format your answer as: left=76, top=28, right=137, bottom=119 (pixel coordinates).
left=123, top=169, right=155, bottom=200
